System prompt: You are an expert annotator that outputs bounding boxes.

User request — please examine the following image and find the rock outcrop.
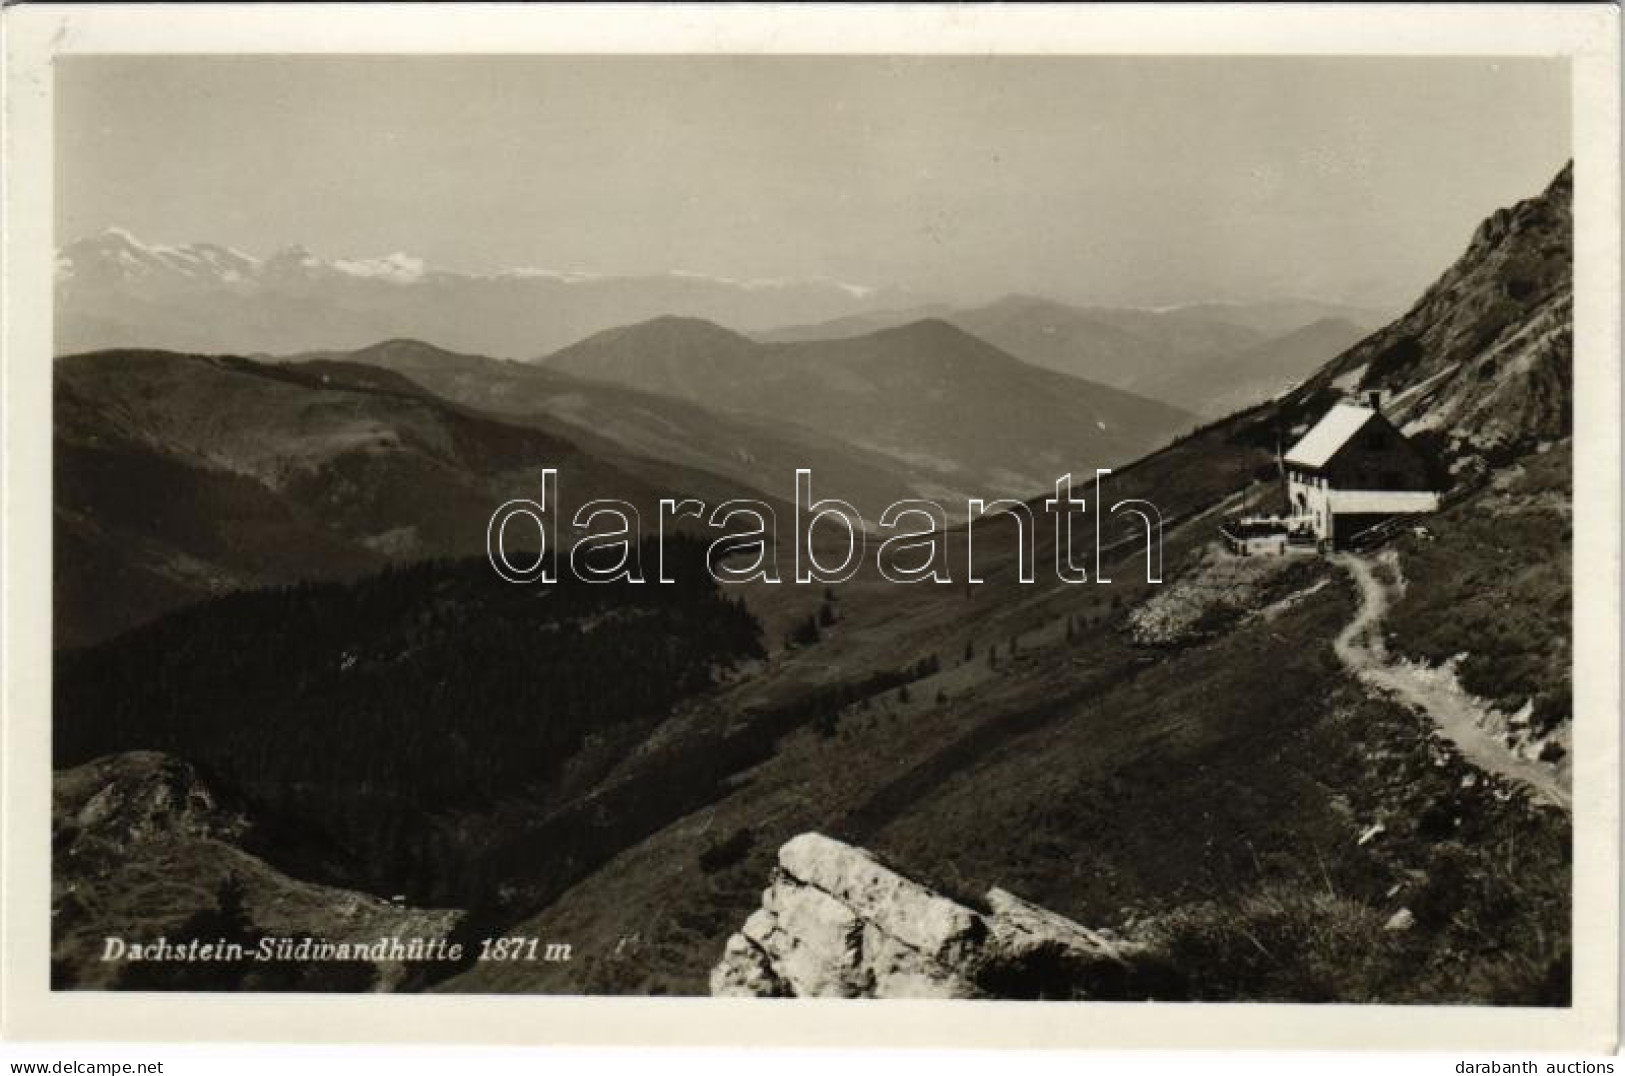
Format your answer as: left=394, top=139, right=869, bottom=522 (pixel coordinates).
left=53, top=751, right=460, bottom=990
left=58, top=750, right=258, bottom=848
left=710, top=833, right=1140, bottom=998
left=1291, top=161, right=1572, bottom=456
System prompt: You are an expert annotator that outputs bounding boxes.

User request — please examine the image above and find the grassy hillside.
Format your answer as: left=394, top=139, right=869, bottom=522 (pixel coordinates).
left=1385, top=441, right=1572, bottom=735
left=293, top=338, right=929, bottom=518
left=864, top=568, right=1567, bottom=1004
left=54, top=349, right=777, bottom=645
left=438, top=518, right=1567, bottom=1002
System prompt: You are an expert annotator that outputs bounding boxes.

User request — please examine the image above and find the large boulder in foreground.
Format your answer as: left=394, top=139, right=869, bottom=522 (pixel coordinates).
left=710, top=832, right=1140, bottom=999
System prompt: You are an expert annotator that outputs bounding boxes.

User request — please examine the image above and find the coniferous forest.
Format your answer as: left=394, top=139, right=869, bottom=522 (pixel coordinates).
left=55, top=537, right=764, bottom=904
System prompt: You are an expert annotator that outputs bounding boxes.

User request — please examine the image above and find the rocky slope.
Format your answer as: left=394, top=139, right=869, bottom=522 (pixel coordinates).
left=1291, top=163, right=1572, bottom=456
left=53, top=751, right=458, bottom=990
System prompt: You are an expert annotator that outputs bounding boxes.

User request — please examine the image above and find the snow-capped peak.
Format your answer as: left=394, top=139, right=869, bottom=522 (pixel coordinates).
left=97, top=225, right=145, bottom=246
left=59, top=227, right=263, bottom=284
left=331, top=252, right=428, bottom=284
left=55, top=228, right=890, bottom=300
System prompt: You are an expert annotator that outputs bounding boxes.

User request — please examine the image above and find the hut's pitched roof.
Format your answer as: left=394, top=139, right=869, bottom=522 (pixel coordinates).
left=1284, top=403, right=1377, bottom=469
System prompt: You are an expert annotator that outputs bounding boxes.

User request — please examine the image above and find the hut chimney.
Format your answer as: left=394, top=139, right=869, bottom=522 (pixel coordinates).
left=1366, top=389, right=1383, bottom=413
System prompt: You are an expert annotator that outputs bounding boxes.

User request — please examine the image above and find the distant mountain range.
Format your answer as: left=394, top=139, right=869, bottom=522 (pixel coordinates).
left=292, top=318, right=1201, bottom=518
left=537, top=315, right=1196, bottom=503
left=55, top=228, right=919, bottom=359
left=55, top=318, right=1193, bottom=645
left=759, top=295, right=1385, bottom=415
left=58, top=228, right=1385, bottom=417
left=284, top=339, right=933, bottom=520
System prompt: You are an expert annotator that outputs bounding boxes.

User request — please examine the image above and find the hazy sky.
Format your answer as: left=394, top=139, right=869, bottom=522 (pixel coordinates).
left=57, top=56, right=1570, bottom=308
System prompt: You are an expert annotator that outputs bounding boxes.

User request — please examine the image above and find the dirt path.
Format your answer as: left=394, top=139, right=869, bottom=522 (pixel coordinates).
left=1330, top=553, right=1570, bottom=811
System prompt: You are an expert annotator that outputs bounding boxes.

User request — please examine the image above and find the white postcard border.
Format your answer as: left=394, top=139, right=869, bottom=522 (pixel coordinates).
left=2, top=2, right=1618, bottom=1050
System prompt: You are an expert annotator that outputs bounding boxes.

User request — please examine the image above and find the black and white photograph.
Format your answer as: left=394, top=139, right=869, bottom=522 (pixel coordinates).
left=2, top=2, right=1620, bottom=1061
